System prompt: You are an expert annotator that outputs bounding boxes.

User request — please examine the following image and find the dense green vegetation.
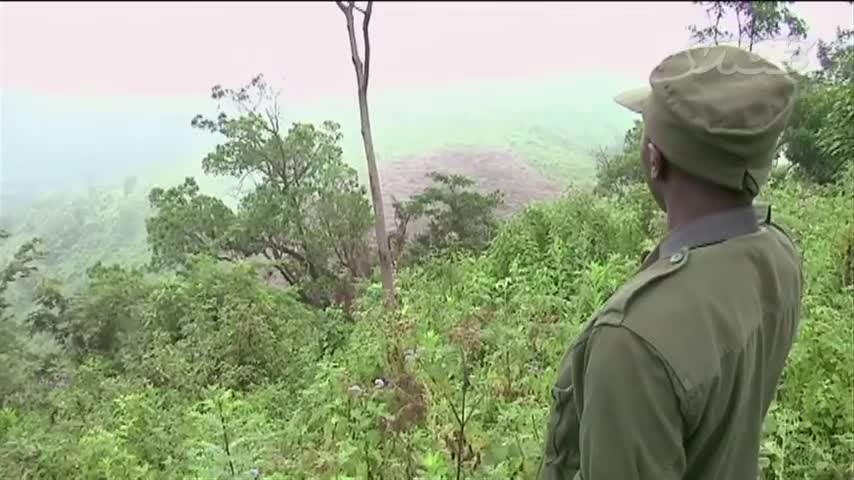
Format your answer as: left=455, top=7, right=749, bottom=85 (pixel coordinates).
left=2, top=162, right=852, bottom=479
left=1, top=3, right=852, bottom=479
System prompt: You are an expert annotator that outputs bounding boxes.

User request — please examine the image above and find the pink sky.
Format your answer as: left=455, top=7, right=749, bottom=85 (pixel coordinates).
left=1, top=1, right=851, bottom=100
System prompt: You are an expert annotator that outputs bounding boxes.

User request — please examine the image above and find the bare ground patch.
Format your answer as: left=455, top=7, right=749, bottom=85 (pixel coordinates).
left=376, top=147, right=566, bottom=227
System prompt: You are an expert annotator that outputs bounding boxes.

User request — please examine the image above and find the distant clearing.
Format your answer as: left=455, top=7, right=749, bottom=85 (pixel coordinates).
left=378, top=147, right=566, bottom=227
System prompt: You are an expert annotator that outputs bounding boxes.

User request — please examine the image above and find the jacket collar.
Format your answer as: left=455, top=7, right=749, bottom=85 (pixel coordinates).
left=642, top=204, right=770, bottom=269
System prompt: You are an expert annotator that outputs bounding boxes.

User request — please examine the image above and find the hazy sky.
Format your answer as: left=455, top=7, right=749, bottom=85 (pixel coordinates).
left=2, top=1, right=852, bottom=101
left=0, top=1, right=851, bottom=205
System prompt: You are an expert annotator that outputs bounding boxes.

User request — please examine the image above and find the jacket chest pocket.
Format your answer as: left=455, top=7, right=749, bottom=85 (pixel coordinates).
left=543, top=323, right=596, bottom=471
left=543, top=382, right=581, bottom=469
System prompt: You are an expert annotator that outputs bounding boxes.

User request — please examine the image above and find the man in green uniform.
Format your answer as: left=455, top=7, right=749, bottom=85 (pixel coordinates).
left=540, top=45, right=804, bottom=480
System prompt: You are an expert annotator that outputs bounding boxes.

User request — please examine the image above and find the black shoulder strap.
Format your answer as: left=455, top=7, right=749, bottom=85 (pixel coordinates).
left=763, top=205, right=798, bottom=247
left=754, top=204, right=772, bottom=225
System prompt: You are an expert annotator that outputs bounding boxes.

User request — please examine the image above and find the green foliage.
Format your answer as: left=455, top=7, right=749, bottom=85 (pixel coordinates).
left=782, top=28, right=854, bottom=185
left=0, top=233, right=41, bottom=316
left=591, top=121, right=665, bottom=242
left=149, top=75, right=374, bottom=307
left=128, top=257, right=326, bottom=392
left=2, top=169, right=851, bottom=479
left=0, top=233, right=43, bottom=406
left=782, top=75, right=839, bottom=183
left=593, top=119, right=644, bottom=195
left=688, top=1, right=808, bottom=51
left=815, top=83, right=854, bottom=177
left=391, top=172, right=504, bottom=265
left=27, top=263, right=150, bottom=364
left=147, top=177, right=238, bottom=270
left=755, top=179, right=854, bottom=479
left=0, top=185, right=152, bottom=301
left=817, top=27, right=854, bottom=84
left=841, top=167, right=854, bottom=289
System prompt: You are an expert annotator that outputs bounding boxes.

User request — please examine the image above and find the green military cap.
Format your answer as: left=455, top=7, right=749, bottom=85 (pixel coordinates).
left=614, top=45, right=798, bottom=196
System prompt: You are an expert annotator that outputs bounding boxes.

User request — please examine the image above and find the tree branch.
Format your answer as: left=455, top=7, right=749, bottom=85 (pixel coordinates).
left=748, top=13, right=757, bottom=52
left=263, top=243, right=299, bottom=285
left=340, top=1, right=366, bottom=92
left=319, top=205, right=357, bottom=277
left=735, top=7, right=744, bottom=48
left=273, top=262, right=297, bottom=286
left=363, top=1, right=373, bottom=91
left=216, top=398, right=237, bottom=478
left=712, top=3, right=724, bottom=45
left=259, top=109, right=292, bottom=190
left=266, top=235, right=308, bottom=266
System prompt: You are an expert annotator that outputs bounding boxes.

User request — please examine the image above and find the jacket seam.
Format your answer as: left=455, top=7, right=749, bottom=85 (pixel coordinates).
left=600, top=323, right=694, bottom=434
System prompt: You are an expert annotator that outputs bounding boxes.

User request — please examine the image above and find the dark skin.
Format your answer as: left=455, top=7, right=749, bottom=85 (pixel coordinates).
left=640, top=132, right=752, bottom=232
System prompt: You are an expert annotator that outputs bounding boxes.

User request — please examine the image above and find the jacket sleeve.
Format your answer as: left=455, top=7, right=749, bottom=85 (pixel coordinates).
left=575, top=325, right=687, bottom=480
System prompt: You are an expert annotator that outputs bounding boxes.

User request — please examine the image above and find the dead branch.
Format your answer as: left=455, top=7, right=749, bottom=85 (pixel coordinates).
left=335, top=1, right=351, bottom=14
left=337, top=1, right=372, bottom=92
left=335, top=0, right=397, bottom=308
left=363, top=1, right=372, bottom=89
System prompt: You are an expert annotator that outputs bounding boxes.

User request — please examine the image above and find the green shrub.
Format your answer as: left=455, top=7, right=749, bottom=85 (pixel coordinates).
left=391, top=172, right=504, bottom=266
left=1, top=172, right=850, bottom=479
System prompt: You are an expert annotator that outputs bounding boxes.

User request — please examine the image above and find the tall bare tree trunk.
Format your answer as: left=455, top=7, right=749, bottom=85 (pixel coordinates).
left=337, top=1, right=397, bottom=309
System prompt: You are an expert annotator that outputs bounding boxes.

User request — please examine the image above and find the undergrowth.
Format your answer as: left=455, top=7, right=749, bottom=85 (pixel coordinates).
left=1, top=174, right=852, bottom=480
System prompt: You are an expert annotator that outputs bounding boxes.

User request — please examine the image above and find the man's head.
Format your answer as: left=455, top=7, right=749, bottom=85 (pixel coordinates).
left=638, top=128, right=754, bottom=214
left=615, top=45, right=798, bottom=214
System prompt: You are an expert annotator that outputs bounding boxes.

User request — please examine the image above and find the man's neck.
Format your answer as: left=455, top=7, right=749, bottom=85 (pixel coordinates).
left=665, top=191, right=752, bottom=234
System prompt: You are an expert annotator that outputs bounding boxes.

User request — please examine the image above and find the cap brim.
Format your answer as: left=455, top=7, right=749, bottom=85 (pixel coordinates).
left=614, top=86, right=651, bottom=114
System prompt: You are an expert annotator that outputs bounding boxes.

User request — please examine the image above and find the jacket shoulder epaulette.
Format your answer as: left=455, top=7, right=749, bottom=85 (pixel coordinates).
left=595, top=249, right=691, bottom=327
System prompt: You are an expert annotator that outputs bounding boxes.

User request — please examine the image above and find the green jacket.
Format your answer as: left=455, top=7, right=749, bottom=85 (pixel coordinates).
left=540, top=205, right=803, bottom=480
